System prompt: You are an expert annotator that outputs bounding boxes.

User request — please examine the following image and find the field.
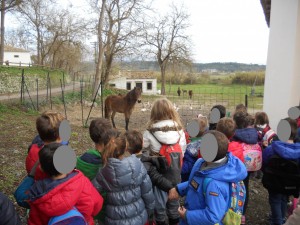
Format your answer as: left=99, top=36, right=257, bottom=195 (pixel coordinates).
left=0, top=99, right=271, bottom=225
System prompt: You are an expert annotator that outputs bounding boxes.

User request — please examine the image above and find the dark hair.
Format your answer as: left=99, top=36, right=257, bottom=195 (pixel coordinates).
left=209, top=130, right=229, bottom=161
left=233, top=111, right=248, bottom=129
left=89, top=118, right=112, bottom=144
left=211, top=105, right=226, bottom=119
left=39, top=142, right=62, bottom=177
left=36, top=111, right=64, bottom=142
left=125, top=130, right=143, bottom=155
left=255, top=112, right=269, bottom=126
left=216, top=118, right=236, bottom=139
left=235, top=104, right=247, bottom=113
left=101, top=129, right=123, bottom=165
left=246, top=114, right=255, bottom=126
left=284, top=117, right=298, bottom=140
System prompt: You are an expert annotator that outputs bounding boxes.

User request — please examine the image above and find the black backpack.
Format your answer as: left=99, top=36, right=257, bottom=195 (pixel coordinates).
left=262, top=154, right=300, bottom=197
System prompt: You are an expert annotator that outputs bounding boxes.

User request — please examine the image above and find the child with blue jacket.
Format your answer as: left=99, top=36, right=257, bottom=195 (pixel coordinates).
left=262, top=118, right=300, bottom=225
left=168, top=130, right=247, bottom=225
left=181, top=116, right=208, bottom=182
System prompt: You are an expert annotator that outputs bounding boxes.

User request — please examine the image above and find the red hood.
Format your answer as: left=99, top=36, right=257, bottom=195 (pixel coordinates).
left=228, top=141, right=244, bottom=162
left=28, top=170, right=103, bottom=225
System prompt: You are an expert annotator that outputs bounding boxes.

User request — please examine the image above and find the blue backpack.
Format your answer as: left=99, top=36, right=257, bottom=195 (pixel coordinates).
left=203, top=178, right=246, bottom=225
left=48, top=207, right=87, bottom=225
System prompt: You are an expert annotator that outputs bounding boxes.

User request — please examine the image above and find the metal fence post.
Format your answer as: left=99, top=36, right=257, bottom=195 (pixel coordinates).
left=36, top=79, right=39, bottom=111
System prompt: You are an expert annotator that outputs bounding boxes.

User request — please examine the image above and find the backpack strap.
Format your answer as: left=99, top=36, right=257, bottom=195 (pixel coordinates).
left=29, top=160, right=39, bottom=178
left=202, top=177, right=213, bottom=195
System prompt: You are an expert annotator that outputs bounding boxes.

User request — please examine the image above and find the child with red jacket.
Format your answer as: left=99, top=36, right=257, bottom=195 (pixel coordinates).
left=28, top=143, right=103, bottom=225
left=26, top=111, right=65, bottom=180
left=216, top=117, right=244, bottom=162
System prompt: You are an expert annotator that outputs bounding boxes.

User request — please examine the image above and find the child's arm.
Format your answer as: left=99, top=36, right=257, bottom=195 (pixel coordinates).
left=140, top=167, right=155, bottom=212
left=184, top=181, right=228, bottom=224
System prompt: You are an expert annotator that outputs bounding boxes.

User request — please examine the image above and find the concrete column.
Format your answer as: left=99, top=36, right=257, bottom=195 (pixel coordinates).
left=263, top=0, right=300, bottom=129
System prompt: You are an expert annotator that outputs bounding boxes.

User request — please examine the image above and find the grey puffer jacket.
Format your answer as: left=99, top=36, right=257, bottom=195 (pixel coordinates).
left=95, top=154, right=155, bottom=225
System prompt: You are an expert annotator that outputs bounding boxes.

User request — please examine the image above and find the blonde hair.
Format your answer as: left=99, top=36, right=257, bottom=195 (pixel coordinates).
left=36, top=111, right=65, bottom=142
left=197, top=117, right=208, bottom=137
left=147, top=98, right=183, bottom=129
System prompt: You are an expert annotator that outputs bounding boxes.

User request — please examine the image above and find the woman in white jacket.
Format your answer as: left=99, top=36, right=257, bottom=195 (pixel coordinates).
left=143, top=98, right=186, bottom=225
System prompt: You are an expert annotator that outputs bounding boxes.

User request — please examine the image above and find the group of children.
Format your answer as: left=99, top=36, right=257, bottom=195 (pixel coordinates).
left=2, top=98, right=300, bottom=225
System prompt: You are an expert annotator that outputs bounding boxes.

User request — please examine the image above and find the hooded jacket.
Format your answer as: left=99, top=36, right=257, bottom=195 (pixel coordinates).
left=143, top=120, right=187, bottom=154
left=0, top=192, right=22, bottom=225
left=176, top=153, right=247, bottom=225
left=232, top=128, right=259, bottom=144
left=95, top=154, right=155, bottom=225
left=28, top=170, right=103, bottom=225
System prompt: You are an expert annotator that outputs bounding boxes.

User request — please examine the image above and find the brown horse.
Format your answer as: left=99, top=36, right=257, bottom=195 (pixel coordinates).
left=105, top=87, right=142, bottom=130
left=188, top=90, right=193, bottom=99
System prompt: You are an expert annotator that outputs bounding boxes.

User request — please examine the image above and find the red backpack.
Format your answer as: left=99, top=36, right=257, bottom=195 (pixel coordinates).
left=159, top=143, right=183, bottom=168
left=150, top=132, right=183, bottom=168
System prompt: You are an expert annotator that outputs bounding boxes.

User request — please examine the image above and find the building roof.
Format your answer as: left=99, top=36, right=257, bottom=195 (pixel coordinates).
left=261, top=0, right=271, bottom=27
left=111, top=70, right=156, bottom=79
left=3, top=45, right=30, bottom=53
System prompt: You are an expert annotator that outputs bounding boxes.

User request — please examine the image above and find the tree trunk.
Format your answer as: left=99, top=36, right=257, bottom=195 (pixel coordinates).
left=93, top=0, right=106, bottom=97
left=161, top=65, right=166, bottom=95
left=0, top=0, right=5, bottom=64
left=103, top=53, right=113, bottom=87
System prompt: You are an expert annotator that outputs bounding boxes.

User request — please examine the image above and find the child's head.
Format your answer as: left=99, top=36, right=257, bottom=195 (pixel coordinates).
left=246, top=114, right=255, bottom=127
left=89, top=118, right=113, bottom=146
left=36, top=111, right=65, bottom=143
left=233, top=110, right=248, bottom=129
left=216, top=118, right=236, bottom=139
left=235, top=104, right=247, bottom=114
left=208, top=130, right=229, bottom=162
left=125, top=130, right=143, bottom=155
left=210, top=105, right=226, bottom=119
left=196, top=117, right=208, bottom=137
left=254, top=112, right=269, bottom=126
left=149, top=98, right=182, bottom=128
left=284, top=117, right=298, bottom=141
left=39, top=142, right=62, bottom=177
left=101, top=129, right=124, bottom=165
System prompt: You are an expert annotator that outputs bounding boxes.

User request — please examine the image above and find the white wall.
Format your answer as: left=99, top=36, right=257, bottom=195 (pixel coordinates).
left=127, top=79, right=157, bottom=94
left=3, top=52, right=32, bottom=66
left=263, top=0, right=300, bottom=130
left=109, top=77, right=157, bottom=95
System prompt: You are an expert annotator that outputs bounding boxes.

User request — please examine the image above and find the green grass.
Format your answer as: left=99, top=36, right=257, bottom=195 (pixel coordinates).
left=155, top=83, right=264, bottom=110
left=0, top=66, right=70, bottom=90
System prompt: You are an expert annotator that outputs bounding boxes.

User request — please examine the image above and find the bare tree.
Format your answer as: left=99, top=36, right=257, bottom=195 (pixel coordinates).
left=102, top=0, right=145, bottom=87
left=0, top=0, right=22, bottom=64
left=143, top=4, right=191, bottom=95
left=17, top=0, right=56, bottom=65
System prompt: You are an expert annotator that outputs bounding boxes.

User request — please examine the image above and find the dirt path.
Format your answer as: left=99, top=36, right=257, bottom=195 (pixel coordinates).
left=0, top=82, right=82, bottom=102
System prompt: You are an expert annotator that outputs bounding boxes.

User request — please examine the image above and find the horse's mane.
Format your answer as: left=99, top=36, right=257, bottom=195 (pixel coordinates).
left=126, top=88, right=140, bottom=104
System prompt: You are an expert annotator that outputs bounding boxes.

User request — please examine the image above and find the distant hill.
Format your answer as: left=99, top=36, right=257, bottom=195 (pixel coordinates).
left=119, top=61, right=265, bottom=72
left=80, top=61, right=266, bottom=73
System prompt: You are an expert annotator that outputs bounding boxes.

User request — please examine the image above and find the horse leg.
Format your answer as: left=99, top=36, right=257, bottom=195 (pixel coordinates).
left=111, top=111, right=116, bottom=128
left=125, top=112, right=130, bottom=130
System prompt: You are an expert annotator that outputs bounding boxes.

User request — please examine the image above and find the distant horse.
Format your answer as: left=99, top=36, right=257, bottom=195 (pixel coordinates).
left=182, top=89, right=187, bottom=95
left=177, top=87, right=181, bottom=96
left=188, top=90, right=193, bottom=99
left=105, top=87, right=142, bottom=130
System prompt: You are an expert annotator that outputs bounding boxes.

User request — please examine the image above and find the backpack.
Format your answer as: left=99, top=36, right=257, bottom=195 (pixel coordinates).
left=159, top=143, right=183, bottom=168
left=150, top=132, right=183, bottom=168
left=48, top=207, right=87, bottom=225
left=203, top=178, right=246, bottom=225
left=242, top=143, right=262, bottom=171
left=262, top=154, right=300, bottom=198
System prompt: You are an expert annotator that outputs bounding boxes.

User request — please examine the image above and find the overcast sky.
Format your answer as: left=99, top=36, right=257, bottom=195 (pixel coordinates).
left=6, top=0, right=269, bottom=65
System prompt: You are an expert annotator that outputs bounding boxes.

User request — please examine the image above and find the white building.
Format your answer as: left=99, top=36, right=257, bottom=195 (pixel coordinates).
left=3, top=46, right=31, bottom=66
left=261, top=0, right=300, bottom=129
left=109, top=70, right=158, bottom=95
